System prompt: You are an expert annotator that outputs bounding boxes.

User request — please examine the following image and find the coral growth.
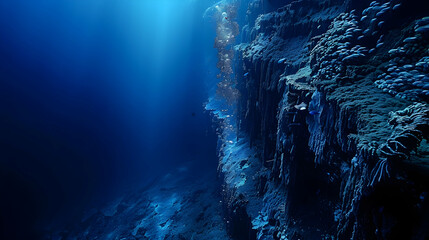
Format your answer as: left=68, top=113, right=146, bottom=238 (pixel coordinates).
left=210, top=0, right=429, bottom=239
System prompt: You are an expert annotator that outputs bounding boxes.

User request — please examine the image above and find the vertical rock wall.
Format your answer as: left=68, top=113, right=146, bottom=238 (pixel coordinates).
left=211, top=0, right=429, bottom=239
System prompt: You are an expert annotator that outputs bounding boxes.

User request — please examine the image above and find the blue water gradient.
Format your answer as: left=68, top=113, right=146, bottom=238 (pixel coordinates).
left=0, top=0, right=220, bottom=238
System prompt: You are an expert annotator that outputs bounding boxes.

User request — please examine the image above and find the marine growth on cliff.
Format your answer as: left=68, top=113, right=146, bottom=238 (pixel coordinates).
left=208, top=0, right=429, bottom=239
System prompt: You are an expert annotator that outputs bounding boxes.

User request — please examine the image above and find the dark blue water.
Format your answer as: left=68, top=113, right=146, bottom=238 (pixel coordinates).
left=0, top=0, right=219, bottom=238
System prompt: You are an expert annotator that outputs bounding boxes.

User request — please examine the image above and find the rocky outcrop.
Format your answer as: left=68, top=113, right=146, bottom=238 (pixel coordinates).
left=211, top=0, right=429, bottom=239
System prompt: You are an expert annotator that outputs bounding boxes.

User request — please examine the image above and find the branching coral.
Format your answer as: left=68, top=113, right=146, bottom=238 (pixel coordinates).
left=370, top=103, right=429, bottom=185
left=369, top=158, right=390, bottom=186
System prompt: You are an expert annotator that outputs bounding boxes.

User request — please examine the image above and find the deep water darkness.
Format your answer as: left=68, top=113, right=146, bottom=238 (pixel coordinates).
left=0, top=0, right=220, bottom=238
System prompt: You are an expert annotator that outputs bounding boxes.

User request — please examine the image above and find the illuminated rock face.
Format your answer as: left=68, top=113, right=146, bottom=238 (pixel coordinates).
left=211, top=0, right=429, bottom=239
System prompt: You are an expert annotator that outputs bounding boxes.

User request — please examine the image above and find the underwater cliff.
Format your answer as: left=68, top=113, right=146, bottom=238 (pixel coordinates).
left=1, top=0, right=429, bottom=239
left=209, top=0, right=429, bottom=239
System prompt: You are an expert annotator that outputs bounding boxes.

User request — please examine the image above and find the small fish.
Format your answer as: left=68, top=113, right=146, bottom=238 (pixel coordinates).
left=393, top=4, right=401, bottom=10
left=278, top=58, right=286, bottom=64
left=376, top=42, right=384, bottom=48
left=309, top=110, right=320, bottom=115
left=403, top=37, right=417, bottom=43
left=294, top=102, right=307, bottom=111
left=243, top=72, right=249, bottom=77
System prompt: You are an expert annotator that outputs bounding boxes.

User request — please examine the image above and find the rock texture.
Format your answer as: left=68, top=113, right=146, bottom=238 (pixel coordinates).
left=210, top=0, right=429, bottom=239
left=44, top=165, right=230, bottom=240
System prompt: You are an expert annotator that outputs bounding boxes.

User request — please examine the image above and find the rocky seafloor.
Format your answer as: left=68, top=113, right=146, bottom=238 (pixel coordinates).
left=44, top=163, right=230, bottom=240
left=47, top=0, right=429, bottom=239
